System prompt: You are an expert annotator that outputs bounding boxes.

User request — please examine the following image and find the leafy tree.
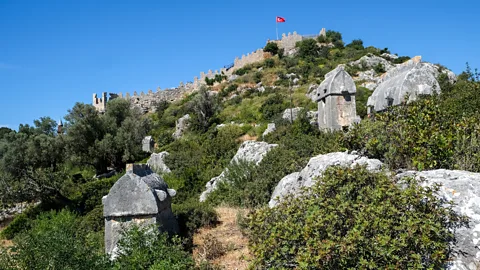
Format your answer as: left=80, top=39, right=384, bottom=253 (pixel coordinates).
left=264, top=42, right=279, bottom=55
left=346, top=39, right=364, bottom=50
left=326, top=30, right=342, bottom=43
left=190, top=87, right=220, bottom=132
left=296, top=39, right=320, bottom=60
left=248, top=166, right=468, bottom=269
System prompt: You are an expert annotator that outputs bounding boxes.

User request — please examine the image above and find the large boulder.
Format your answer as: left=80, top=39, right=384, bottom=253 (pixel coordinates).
left=396, top=170, right=480, bottom=270
left=200, top=141, right=278, bottom=202
left=282, top=107, right=303, bottom=122
left=366, top=56, right=456, bottom=113
left=147, top=151, right=171, bottom=174
left=269, top=152, right=383, bottom=207
left=172, top=114, right=190, bottom=139
left=351, top=54, right=395, bottom=72
left=262, top=123, right=276, bottom=137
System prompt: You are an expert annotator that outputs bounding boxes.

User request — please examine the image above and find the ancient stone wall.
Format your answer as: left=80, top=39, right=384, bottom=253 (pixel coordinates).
left=232, top=49, right=265, bottom=72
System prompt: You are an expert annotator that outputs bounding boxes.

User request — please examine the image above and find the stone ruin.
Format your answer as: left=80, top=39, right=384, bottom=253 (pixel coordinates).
left=309, top=65, right=360, bottom=130
left=102, top=164, right=179, bottom=258
left=142, top=136, right=154, bottom=153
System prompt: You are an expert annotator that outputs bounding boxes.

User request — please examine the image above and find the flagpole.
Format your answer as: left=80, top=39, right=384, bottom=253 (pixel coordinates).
left=276, top=19, right=278, bottom=40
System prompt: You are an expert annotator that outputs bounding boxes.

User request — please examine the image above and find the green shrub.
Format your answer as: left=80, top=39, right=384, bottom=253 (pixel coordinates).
left=1, top=210, right=110, bottom=270
left=263, top=58, right=275, bottom=68
left=355, top=87, right=373, bottom=118
left=393, top=55, right=411, bottom=64
left=172, top=199, right=219, bottom=250
left=346, top=95, right=480, bottom=172
left=0, top=204, right=42, bottom=240
left=325, top=30, right=342, bottom=43
left=373, top=62, right=386, bottom=73
left=259, top=93, right=287, bottom=120
left=296, top=39, right=320, bottom=60
left=73, top=174, right=121, bottom=214
left=248, top=166, right=468, bottom=269
left=220, top=83, right=238, bottom=98
left=234, top=67, right=250, bottom=76
left=346, top=39, right=364, bottom=50
left=113, top=225, right=194, bottom=270
left=263, top=42, right=279, bottom=55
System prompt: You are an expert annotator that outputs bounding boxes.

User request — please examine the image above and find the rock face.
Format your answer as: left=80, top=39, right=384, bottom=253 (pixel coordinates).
left=396, top=170, right=480, bottom=270
left=269, top=152, right=383, bottom=207
left=173, top=114, right=190, bottom=139
left=147, top=152, right=171, bottom=174
left=282, top=107, right=303, bottom=122
left=262, top=123, right=276, bottom=137
left=366, top=56, right=451, bottom=113
left=200, top=141, right=278, bottom=202
left=103, top=164, right=178, bottom=258
left=310, top=65, right=360, bottom=130
left=351, top=54, right=395, bottom=71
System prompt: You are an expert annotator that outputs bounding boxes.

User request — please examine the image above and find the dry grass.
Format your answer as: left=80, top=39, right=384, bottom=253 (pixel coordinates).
left=193, top=207, right=251, bottom=270
left=237, top=134, right=257, bottom=142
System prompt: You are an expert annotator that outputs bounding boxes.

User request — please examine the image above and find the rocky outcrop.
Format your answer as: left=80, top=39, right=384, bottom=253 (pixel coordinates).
left=351, top=54, right=395, bottom=71
left=282, top=107, right=303, bottom=122
left=173, top=114, right=190, bottom=139
left=147, top=152, right=171, bottom=174
left=200, top=141, right=278, bottom=202
left=262, top=123, right=276, bottom=137
left=269, top=152, right=383, bottom=207
left=366, top=56, right=456, bottom=113
left=396, top=170, right=480, bottom=270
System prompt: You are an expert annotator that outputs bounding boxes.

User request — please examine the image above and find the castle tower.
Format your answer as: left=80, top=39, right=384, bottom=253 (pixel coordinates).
left=93, top=92, right=107, bottom=113
left=57, top=119, right=63, bottom=134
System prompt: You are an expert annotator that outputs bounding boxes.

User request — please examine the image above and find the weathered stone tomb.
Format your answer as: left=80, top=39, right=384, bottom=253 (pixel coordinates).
left=311, top=65, right=359, bottom=130
left=102, top=164, right=178, bottom=258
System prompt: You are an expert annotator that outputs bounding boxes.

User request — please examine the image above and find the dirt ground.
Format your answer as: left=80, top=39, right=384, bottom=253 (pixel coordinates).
left=0, top=219, right=13, bottom=248
left=193, top=207, right=251, bottom=270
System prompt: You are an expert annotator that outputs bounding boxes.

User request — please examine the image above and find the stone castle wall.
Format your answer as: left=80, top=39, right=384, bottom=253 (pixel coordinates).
left=93, top=28, right=327, bottom=113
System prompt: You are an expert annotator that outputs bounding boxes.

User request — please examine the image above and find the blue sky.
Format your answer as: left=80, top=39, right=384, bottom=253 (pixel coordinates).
left=0, top=0, right=478, bottom=129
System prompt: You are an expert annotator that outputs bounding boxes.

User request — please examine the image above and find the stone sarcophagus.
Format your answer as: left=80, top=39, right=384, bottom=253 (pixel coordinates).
left=313, top=65, right=359, bottom=130
left=102, top=164, right=178, bottom=258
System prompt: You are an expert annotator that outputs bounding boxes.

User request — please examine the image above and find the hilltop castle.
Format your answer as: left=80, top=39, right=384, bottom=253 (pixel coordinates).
left=92, top=28, right=327, bottom=113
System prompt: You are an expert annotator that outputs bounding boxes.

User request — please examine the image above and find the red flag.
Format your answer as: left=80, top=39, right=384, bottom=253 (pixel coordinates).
left=276, top=16, right=286, bottom=23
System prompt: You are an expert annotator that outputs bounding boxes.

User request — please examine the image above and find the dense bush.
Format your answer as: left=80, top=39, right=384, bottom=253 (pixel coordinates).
left=346, top=95, right=480, bottom=171
left=263, top=58, right=275, bottom=68
left=346, top=39, right=364, bottom=50
left=259, top=93, right=287, bottom=120
left=113, top=226, right=194, bottom=270
left=247, top=166, right=468, bottom=269
left=263, top=42, right=279, bottom=55
left=172, top=199, right=219, bottom=251
left=0, top=210, right=110, bottom=270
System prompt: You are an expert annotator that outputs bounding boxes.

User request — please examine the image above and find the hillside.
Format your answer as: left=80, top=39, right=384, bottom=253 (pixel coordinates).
left=1, top=29, right=480, bottom=269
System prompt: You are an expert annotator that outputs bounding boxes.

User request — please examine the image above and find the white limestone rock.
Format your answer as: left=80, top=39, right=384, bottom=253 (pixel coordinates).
left=172, top=114, right=190, bottom=139
left=262, top=123, right=276, bottom=137
left=269, top=152, right=383, bottom=207
left=282, top=107, right=303, bottom=122
left=351, top=54, right=395, bottom=72
left=200, top=141, right=278, bottom=202
left=396, top=170, right=480, bottom=270
left=367, top=56, right=441, bottom=112
left=147, top=152, right=171, bottom=174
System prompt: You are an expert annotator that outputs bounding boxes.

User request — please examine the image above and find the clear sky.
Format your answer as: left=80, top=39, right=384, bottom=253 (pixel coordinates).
left=0, top=0, right=478, bottom=129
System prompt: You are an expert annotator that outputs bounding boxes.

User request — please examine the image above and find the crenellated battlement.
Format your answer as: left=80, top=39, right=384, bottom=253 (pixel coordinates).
left=93, top=28, right=327, bottom=114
